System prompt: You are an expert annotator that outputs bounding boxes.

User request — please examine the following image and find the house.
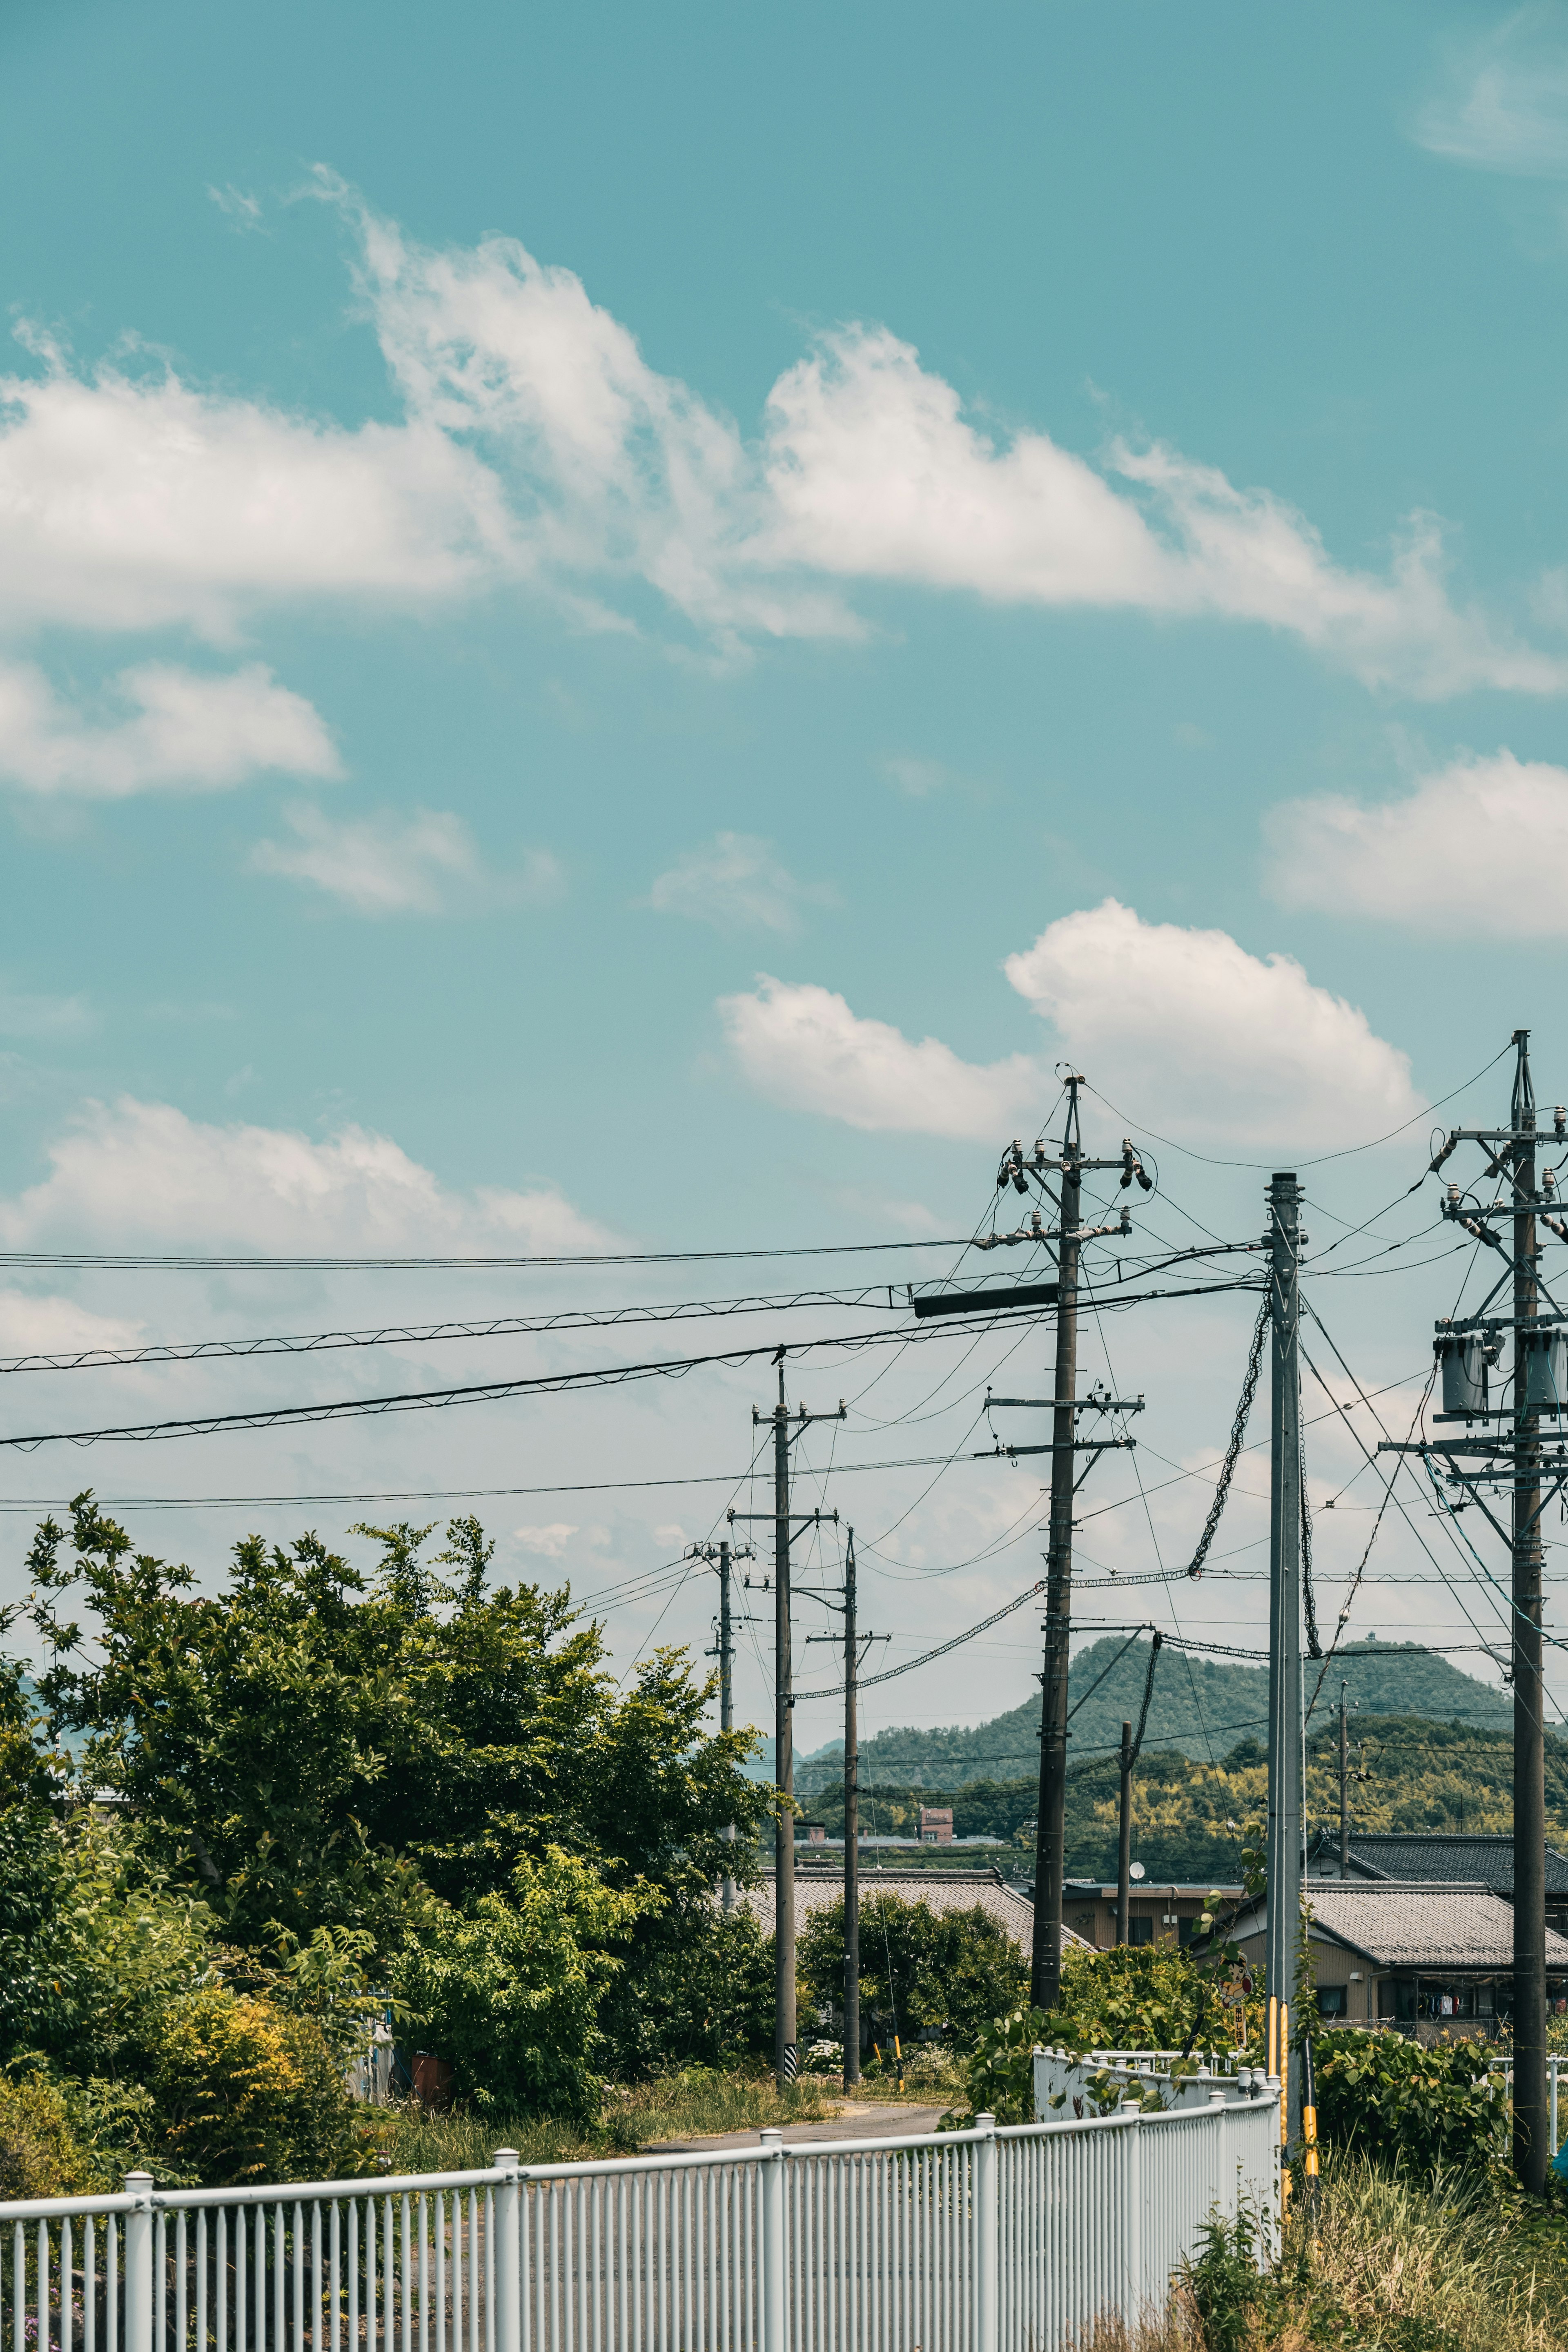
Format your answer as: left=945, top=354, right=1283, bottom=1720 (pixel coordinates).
left=918, top=1806, right=955, bottom=1845
left=1307, top=1832, right=1568, bottom=1938
left=1063, top=1879, right=1243, bottom=1953
left=1229, top=1880, right=1568, bottom=2040
left=737, top=1865, right=1092, bottom=1954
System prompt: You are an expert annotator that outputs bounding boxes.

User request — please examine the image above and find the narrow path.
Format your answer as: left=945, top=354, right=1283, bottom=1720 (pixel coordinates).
left=647, top=2100, right=949, bottom=2153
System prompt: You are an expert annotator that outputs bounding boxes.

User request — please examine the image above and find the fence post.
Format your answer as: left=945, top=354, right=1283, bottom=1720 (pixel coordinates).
left=1121, top=2110, right=1143, bottom=2322
left=973, top=2114, right=998, bottom=2352
left=123, top=2174, right=155, bottom=2352
left=491, top=2149, right=521, bottom=2352
left=760, top=2130, right=786, bottom=2352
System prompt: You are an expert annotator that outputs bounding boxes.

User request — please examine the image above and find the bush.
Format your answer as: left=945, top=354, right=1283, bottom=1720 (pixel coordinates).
left=1312, top=2027, right=1505, bottom=2174
left=148, top=1986, right=361, bottom=2186
left=797, top=1895, right=1028, bottom=2047
left=1039, top=1940, right=1248, bottom=2060
left=598, top=1905, right=773, bottom=2076
left=390, top=1848, right=655, bottom=2122
left=0, top=2073, right=104, bottom=2198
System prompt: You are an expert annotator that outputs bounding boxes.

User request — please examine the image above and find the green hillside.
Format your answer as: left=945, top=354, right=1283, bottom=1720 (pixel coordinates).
left=795, top=1636, right=1510, bottom=1793
left=800, top=1712, right=1568, bottom=1886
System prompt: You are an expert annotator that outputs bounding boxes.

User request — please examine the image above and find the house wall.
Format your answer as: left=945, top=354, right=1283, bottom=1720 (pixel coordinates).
left=1067, top=1891, right=1220, bottom=1950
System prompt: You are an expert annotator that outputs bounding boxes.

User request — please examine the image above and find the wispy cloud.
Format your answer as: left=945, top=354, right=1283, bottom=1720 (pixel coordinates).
left=0, top=662, right=339, bottom=796
left=1265, top=747, right=1568, bottom=935
left=645, top=833, right=834, bottom=934
left=0, top=179, right=1554, bottom=699
left=250, top=803, right=562, bottom=917
left=1415, top=7, right=1568, bottom=178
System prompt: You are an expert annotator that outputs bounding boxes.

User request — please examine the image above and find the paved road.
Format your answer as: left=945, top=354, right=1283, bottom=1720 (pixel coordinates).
left=648, top=2101, right=948, bottom=2154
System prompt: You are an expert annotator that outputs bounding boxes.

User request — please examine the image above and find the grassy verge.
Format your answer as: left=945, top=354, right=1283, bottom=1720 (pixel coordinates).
left=1162, top=2156, right=1568, bottom=2352
left=373, top=2067, right=840, bottom=2174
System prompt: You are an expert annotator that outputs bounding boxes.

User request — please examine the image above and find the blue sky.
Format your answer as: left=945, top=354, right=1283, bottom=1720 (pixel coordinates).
left=2, top=0, right=1568, bottom=1761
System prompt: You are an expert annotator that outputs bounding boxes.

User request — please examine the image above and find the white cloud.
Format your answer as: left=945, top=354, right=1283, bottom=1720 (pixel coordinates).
left=0, top=186, right=1549, bottom=697
left=1264, top=748, right=1568, bottom=935
left=249, top=804, right=559, bottom=916
left=1415, top=9, right=1568, bottom=177
left=880, top=754, right=967, bottom=798
left=513, top=1523, right=579, bottom=1557
left=718, top=975, right=1044, bottom=1137
left=646, top=833, right=832, bottom=934
left=721, top=903, right=1419, bottom=1153
left=0, top=661, right=339, bottom=796
left=0, top=334, right=512, bottom=637
left=0, top=1095, right=610, bottom=1253
left=0, top=1291, right=143, bottom=1359
left=1003, top=899, right=1421, bottom=1150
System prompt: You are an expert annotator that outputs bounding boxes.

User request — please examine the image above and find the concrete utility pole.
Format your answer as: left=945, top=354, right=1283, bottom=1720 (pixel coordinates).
left=1511, top=1033, right=1548, bottom=2193
left=733, top=1370, right=844, bottom=2093
left=1379, top=1028, right=1568, bottom=2193
left=1032, top=1086, right=1084, bottom=2013
left=1116, top=1720, right=1133, bottom=1945
left=1338, top=1685, right=1350, bottom=1882
left=842, top=1532, right=862, bottom=2089
left=695, top=1536, right=752, bottom=1913
left=1265, top=1171, right=1304, bottom=2152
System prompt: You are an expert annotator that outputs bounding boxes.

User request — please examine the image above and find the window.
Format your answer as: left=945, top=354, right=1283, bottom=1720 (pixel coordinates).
left=1178, top=1915, right=1198, bottom=1946
left=1316, top=1986, right=1346, bottom=2018
left=1129, top=1918, right=1154, bottom=1946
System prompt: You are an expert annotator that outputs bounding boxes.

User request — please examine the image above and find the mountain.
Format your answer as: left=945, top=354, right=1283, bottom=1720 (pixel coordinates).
left=793, top=1636, right=1510, bottom=1793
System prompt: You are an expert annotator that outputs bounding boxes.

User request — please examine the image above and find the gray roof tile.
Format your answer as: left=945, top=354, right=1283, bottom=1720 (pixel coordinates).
left=1325, top=1834, right=1568, bottom=1897
left=1244, top=1881, right=1568, bottom=1971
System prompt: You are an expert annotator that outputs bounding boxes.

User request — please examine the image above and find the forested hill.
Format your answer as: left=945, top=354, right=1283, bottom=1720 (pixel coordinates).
left=793, top=1635, right=1511, bottom=1792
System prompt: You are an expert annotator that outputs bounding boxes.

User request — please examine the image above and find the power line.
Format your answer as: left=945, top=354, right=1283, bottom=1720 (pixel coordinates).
left=0, top=1237, right=977, bottom=1274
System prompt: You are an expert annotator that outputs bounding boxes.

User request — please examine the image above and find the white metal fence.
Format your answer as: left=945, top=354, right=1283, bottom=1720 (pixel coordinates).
left=0, top=2099, right=1279, bottom=2352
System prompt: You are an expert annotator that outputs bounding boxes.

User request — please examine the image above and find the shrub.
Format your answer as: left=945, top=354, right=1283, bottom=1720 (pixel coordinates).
left=390, top=1848, right=655, bottom=2122
left=0, top=2073, right=103, bottom=2198
left=1039, top=1940, right=1247, bottom=2060
left=1311, top=2027, right=1505, bottom=2174
left=598, top=1905, right=773, bottom=2076
left=797, top=1895, right=1028, bottom=2047
left=148, top=1986, right=361, bottom=2186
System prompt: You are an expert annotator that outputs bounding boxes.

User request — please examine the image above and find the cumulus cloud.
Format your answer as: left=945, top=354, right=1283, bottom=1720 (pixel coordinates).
left=0, top=334, right=512, bottom=638
left=0, top=1095, right=610, bottom=1253
left=0, top=185, right=1551, bottom=695
left=1003, top=899, right=1421, bottom=1150
left=646, top=833, right=833, bottom=934
left=249, top=803, right=561, bottom=916
left=0, top=661, right=339, bottom=796
left=1415, top=9, right=1568, bottom=177
left=721, top=903, right=1418, bottom=1153
left=0, top=1291, right=143, bottom=1360
left=1265, top=748, right=1568, bottom=935
left=718, top=975, right=1044, bottom=1137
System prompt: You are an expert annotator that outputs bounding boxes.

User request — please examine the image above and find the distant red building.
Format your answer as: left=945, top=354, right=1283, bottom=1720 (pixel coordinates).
left=918, top=1807, right=954, bottom=1845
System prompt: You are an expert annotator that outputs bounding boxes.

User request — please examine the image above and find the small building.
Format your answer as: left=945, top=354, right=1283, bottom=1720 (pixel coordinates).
left=1307, top=1832, right=1568, bottom=1939
left=1063, top=1880, right=1243, bottom=1953
left=1229, top=1880, right=1568, bottom=2038
left=918, top=1807, right=955, bottom=1845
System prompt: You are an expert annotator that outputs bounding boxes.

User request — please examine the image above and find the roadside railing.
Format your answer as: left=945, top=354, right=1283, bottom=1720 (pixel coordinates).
left=0, top=2096, right=1281, bottom=2352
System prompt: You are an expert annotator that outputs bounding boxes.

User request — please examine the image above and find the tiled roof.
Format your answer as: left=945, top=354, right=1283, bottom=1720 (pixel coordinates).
left=1323, top=1834, right=1568, bottom=1897
left=736, top=1868, right=1092, bottom=1951
left=1243, top=1881, right=1568, bottom=1971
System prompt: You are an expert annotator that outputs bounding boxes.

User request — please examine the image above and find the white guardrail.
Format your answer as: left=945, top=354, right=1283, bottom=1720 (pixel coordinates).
left=0, top=2099, right=1281, bottom=2352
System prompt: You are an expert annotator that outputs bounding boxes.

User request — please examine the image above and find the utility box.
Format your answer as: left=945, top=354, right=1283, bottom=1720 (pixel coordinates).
left=1523, top=1326, right=1568, bottom=1410
left=1437, top=1332, right=1488, bottom=1415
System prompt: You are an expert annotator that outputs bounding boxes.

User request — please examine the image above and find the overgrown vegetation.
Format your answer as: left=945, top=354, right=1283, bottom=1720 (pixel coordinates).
left=797, top=1892, right=1028, bottom=2047
left=0, top=1496, right=779, bottom=2187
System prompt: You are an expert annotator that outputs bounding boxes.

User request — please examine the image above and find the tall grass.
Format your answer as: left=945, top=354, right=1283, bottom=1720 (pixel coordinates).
left=376, top=2068, right=837, bottom=2175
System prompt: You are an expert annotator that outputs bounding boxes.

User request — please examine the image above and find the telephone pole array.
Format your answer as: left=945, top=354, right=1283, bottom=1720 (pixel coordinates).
left=730, top=1364, right=844, bottom=2092
left=1381, top=1030, right=1568, bottom=2192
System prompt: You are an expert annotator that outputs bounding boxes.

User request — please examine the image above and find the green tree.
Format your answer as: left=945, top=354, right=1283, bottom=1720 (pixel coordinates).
left=797, top=1895, right=1028, bottom=2047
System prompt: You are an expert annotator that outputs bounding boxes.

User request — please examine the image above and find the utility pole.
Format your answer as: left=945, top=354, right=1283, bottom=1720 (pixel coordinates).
left=1116, top=1721, right=1133, bottom=1945
left=1338, top=1687, right=1349, bottom=1882
left=732, top=1368, right=844, bottom=2093
left=802, top=1529, right=887, bottom=2092
left=1380, top=1030, right=1568, bottom=2191
left=1265, top=1171, right=1304, bottom=2153
left=694, top=1537, right=753, bottom=1911
left=927, top=1087, right=1149, bottom=2013
left=1512, top=1034, right=1548, bottom=2193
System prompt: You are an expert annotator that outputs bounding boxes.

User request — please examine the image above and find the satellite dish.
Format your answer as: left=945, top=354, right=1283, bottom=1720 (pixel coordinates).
left=1129, top=1863, right=1146, bottom=1882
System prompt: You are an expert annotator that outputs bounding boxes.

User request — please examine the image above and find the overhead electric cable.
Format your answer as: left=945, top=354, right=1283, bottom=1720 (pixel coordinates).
left=0, top=1237, right=979, bottom=1274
